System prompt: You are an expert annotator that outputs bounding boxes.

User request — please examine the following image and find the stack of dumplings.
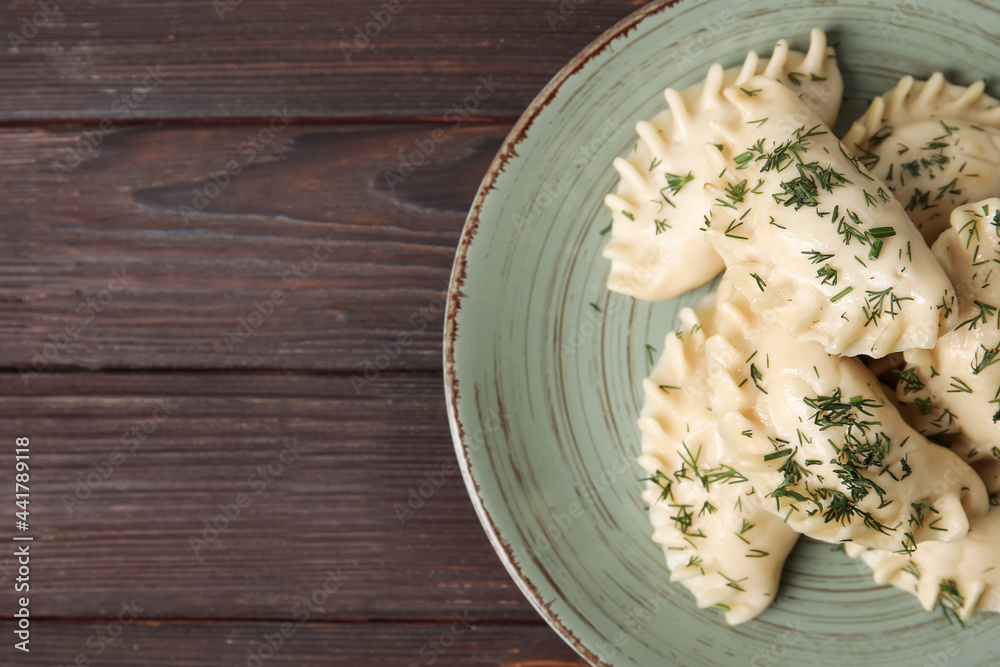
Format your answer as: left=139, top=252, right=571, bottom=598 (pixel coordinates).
left=608, top=28, right=1000, bottom=624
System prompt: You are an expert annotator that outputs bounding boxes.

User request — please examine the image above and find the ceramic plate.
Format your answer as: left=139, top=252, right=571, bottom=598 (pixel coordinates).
left=444, top=1, right=1000, bottom=664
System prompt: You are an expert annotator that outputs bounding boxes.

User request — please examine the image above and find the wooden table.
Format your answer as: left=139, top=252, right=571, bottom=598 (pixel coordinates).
left=0, top=1, right=645, bottom=663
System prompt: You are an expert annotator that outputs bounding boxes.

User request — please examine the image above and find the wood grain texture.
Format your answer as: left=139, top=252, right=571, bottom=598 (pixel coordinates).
left=0, top=0, right=647, bottom=660
left=0, top=620, right=586, bottom=666
left=0, top=0, right=643, bottom=122
left=1, top=123, right=506, bottom=373
left=0, top=371, right=548, bottom=622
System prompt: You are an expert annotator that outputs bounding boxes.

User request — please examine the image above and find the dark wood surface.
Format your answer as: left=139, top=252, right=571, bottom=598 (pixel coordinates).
left=0, top=0, right=647, bottom=663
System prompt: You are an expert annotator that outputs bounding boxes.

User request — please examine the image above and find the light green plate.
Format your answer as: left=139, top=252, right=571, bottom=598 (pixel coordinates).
left=444, top=1, right=1000, bottom=664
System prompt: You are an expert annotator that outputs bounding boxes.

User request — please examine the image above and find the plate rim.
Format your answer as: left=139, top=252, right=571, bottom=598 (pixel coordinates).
left=441, top=0, right=1000, bottom=663
left=442, top=1, right=679, bottom=664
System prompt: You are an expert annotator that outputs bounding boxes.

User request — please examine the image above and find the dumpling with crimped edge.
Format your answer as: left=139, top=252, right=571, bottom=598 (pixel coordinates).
left=705, top=284, right=989, bottom=553
left=638, top=291, right=800, bottom=625
left=704, top=75, right=956, bottom=358
left=893, top=199, right=1000, bottom=489
left=845, top=510, right=1000, bottom=623
left=893, top=398, right=1000, bottom=496
left=842, top=73, right=1000, bottom=244
left=603, top=28, right=842, bottom=301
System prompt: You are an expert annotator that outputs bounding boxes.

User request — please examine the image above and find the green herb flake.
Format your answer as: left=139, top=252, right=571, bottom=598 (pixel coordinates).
left=664, top=171, right=694, bottom=196
left=830, top=286, right=853, bottom=303
left=645, top=343, right=657, bottom=365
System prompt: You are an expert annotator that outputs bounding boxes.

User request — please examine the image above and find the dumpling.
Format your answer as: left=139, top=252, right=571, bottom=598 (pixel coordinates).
left=704, top=76, right=956, bottom=357
left=706, top=285, right=988, bottom=553
left=895, top=199, right=1000, bottom=491
left=603, top=28, right=842, bottom=301
left=842, top=73, right=1000, bottom=244
left=845, top=510, right=1000, bottom=622
left=639, top=292, right=800, bottom=624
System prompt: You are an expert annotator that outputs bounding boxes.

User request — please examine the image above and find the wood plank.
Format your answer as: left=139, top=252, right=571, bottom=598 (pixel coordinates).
left=0, top=372, right=542, bottom=621
left=0, top=0, right=642, bottom=121
left=0, top=620, right=585, bottom=666
left=2, top=122, right=508, bottom=373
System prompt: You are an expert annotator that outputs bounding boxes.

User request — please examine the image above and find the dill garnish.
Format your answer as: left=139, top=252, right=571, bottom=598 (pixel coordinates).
left=664, top=171, right=694, bottom=196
